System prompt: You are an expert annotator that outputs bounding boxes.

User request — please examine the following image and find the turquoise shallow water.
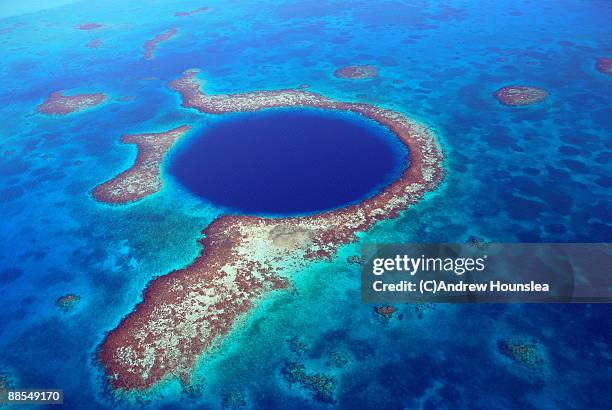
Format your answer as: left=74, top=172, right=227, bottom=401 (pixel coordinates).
left=0, top=0, right=610, bottom=408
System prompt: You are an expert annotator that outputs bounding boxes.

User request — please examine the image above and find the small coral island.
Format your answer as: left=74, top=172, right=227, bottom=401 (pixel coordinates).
left=55, top=294, right=81, bottom=312
left=37, top=91, right=107, bottom=115
left=281, top=360, right=337, bottom=404
left=175, top=7, right=210, bottom=17
left=334, top=65, right=378, bottom=79
left=494, top=86, right=548, bottom=106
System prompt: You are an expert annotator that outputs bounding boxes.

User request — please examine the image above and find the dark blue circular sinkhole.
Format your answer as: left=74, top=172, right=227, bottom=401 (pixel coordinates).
left=168, top=109, right=407, bottom=216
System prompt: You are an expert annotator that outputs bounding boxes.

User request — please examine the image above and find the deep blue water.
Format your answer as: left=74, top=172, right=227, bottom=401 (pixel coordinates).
left=168, top=109, right=406, bottom=215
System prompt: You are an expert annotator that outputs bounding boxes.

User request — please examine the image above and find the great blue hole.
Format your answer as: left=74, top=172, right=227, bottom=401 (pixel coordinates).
left=167, top=108, right=407, bottom=216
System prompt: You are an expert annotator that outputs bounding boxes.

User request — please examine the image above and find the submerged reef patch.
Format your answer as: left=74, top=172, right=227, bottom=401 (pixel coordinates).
left=406, top=303, right=436, bottom=319
left=37, top=91, right=107, bottom=115
left=55, top=294, right=81, bottom=312
left=93, top=126, right=191, bottom=204
left=497, top=338, right=547, bottom=372
left=494, top=86, right=548, bottom=106
left=74, top=23, right=104, bottom=30
left=175, top=7, right=210, bottom=17
left=346, top=254, right=362, bottom=266
left=143, top=28, right=177, bottom=60
left=97, top=69, right=443, bottom=391
left=86, top=39, right=103, bottom=49
left=334, top=65, right=378, bottom=79
left=287, top=336, right=309, bottom=357
left=595, top=57, right=612, bottom=76
left=326, top=350, right=351, bottom=368
left=281, top=360, right=337, bottom=404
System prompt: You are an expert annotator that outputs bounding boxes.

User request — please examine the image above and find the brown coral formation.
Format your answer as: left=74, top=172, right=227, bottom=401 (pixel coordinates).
left=175, top=7, right=210, bottom=17
left=334, top=65, right=378, bottom=79
left=37, top=91, right=107, bottom=115
left=281, top=360, right=337, bottom=403
left=56, top=294, right=81, bottom=312
left=75, top=23, right=104, bottom=30
left=494, top=85, right=548, bottom=106
left=143, top=28, right=177, bottom=60
left=374, top=304, right=397, bottom=322
left=93, top=126, right=191, bottom=204
left=86, top=39, right=103, bottom=48
left=97, top=69, right=444, bottom=391
left=498, top=338, right=547, bottom=371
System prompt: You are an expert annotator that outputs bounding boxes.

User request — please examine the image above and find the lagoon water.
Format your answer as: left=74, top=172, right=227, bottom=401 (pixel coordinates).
left=168, top=110, right=406, bottom=215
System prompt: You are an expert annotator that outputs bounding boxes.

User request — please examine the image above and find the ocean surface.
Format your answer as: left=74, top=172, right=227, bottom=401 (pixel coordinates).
left=0, top=0, right=610, bottom=409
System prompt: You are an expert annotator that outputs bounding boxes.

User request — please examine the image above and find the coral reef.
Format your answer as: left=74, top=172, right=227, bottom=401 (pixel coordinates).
left=97, top=70, right=443, bottom=391
left=0, top=372, right=15, bottom=409
left=346, top=255, right=362, bottom=266
left=466, top=235, right=490, bottom=250
left=494, top=86, right=548, bottom=106
left=86, top=39, right=103, bottom=48
left=37, top=91, right=106, bottom=115
left=143, top=28, right=177, bottom=60
left=281, top=360, right=337, bottom=404
left=334, top=65, right=378, bottom=79
left=55, top=294, right=81, bottom=312
left=497, top=338, right=547, bottom=371
left=406, top=303, right=435, bottom=319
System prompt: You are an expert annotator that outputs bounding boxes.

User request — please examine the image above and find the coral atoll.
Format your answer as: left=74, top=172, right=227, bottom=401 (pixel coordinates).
left=498, top=338, right=547, bottom=371
left=93, top=126, right=191, bottom=204
left=97, top=69, right=443, bottom=391
left=220, top=388, right=247, bottom=409
left=37, top=91, right=106, bottom=115
left=326, top=350, right=351, bottom=368
left=143, top=28, right=177, bottom=60
left=175, top=7, right=210, bottom=17
left=374, top=304, right=397, bottom=323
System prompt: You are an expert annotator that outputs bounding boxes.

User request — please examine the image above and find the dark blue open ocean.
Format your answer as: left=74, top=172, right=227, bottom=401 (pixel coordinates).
left=0, top=0, right=610, bottom=408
